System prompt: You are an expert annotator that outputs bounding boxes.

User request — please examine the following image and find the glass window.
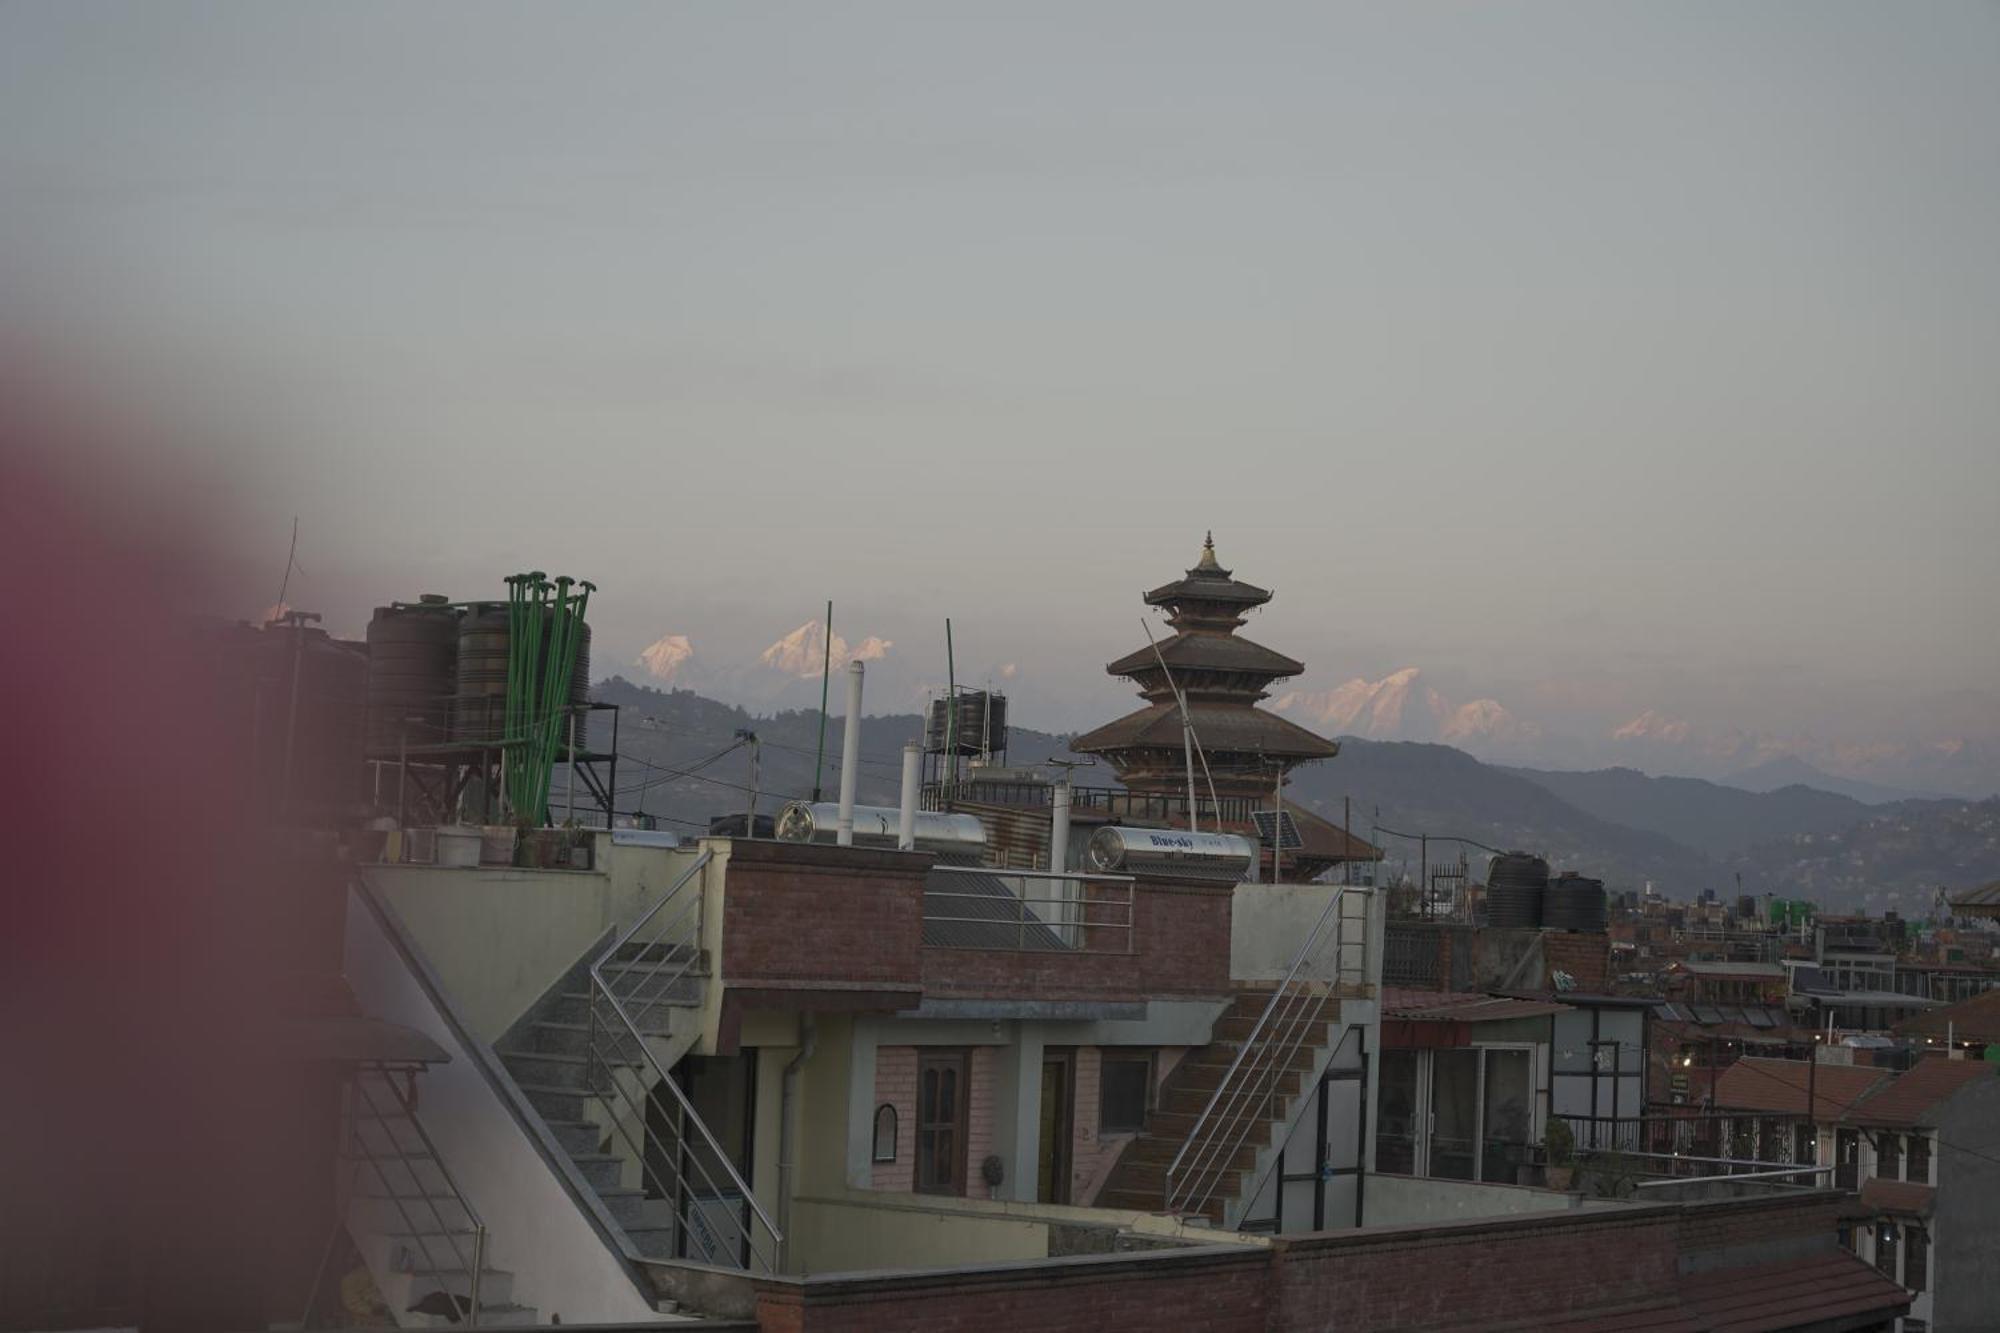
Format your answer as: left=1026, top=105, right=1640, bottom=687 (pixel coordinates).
left=1375, top=1049, right=1419, bottom=1175
left=1877, top=1133, right=1900, bottom=1180
left=872, top=1104, right=898, bottom=1163
left=1906, top=1224, right=1928, bottom=1294
left=1875, top=1223, right=1898, bottom=1280
left=917, top=1052, right=967, bottom=1195
left=1099, top=1054, right=1151, bottom=1133
left=1908, top=1133, right=1930, bottom=1184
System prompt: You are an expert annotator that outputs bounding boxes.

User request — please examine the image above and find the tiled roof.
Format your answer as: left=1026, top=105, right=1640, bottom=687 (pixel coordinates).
left=1856, top=1178, right=1936, bottom=1217
left=1844, top=1055, right=1995, bottom=1127
left=1382, top=988, right=1572, bottom=1023
left=1708, top=1057, right=1890, bottom=1120
left=1104, top=630, right=1304, bottom=681
left=1492, top=1298, right=1701, bottom=1332
left=1893, top=987, right=2000, bottom=1043
left=1072, top=700, right=1340, bottom=760
left=1678, top=1251, right=1910, bottom=1332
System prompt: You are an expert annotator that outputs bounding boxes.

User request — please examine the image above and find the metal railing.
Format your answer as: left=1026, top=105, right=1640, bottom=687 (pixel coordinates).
left=1165, top=886, right=1370, bottom=1218
left=922, top=865, right=1136, bottom=953
left=338, top=1064, right=488, bottom=1327
left=923, top=780, right=1259, bottom=827
left=580, top=851, right=783, bottom=1273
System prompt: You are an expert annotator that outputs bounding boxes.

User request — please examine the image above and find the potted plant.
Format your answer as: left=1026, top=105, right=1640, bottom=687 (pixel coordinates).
left=1543, top=1117, right=1577, bottom=1191
left=563, top=820, right=593, bottom=870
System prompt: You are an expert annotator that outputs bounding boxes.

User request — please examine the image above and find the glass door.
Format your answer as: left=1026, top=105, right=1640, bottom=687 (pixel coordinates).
left=1480, top=1049, right=1533, bottom=1184
left=1428, top=1050, right=1479, bottom=1181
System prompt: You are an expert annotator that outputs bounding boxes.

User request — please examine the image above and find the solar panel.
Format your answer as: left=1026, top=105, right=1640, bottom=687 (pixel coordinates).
left=1691, top=1005, right=1725, bottom=1025
left=1743, top=1008, right=1778, bottom=1029
left=1252, top=810, right=1303, bottom=850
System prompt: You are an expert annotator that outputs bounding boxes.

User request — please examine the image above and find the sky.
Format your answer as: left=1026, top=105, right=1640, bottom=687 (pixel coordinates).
left=3, top=3, right=1996, bottom=787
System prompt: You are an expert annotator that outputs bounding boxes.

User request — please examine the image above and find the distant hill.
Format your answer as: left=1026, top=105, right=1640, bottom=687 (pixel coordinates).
left=585, top=680, right=2000, bottom=911
left=1282, top=740, right=1714, bottom=894
left=1728, top=798, right=2000, bottom=916
left=1722, top=755, right=1943, bottom=805
left=1501, top=764, right=1874, bottom=859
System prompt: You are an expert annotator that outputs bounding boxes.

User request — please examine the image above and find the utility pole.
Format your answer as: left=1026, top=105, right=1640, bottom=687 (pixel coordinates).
left=812, top=601, right=832, bottom=802
left=737, top=728, right=760, bottom=838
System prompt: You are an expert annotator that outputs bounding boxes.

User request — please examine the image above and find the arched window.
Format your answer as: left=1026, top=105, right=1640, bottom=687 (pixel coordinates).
left=872, top=1103, right=898, bottom=1163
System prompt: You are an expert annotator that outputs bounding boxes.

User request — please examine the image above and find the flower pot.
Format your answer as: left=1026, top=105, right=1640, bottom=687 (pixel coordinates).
left=1545, top=1165, right=1575, bottom=1191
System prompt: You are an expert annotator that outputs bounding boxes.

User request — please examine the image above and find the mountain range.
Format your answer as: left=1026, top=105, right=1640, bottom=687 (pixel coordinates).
left=591, top=678, right=2000, bottom=915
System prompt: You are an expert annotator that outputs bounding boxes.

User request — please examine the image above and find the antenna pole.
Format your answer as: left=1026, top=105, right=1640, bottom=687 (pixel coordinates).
left=944, top=618, right=958, bottom=792
left=1140, top=617, right=1198, bottom=833
left=812, top=601, right=832, bottom=802
left=1272, top=761, right=1283, bottom=887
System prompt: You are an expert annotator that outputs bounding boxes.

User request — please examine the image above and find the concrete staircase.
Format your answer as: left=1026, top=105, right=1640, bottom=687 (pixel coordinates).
left=494, top=939, right=710, bottom=1263
left=1097, top=985, right=1344, bottom=1226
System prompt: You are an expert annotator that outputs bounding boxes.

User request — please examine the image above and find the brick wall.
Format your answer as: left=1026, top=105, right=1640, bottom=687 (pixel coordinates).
left=1269, top=1209, right=1682, bottom=1332
left=1543, top=931, right=1610, bottom=992
left=754, top=1247, right=1270, bottom=1333
left=749, top=1192, right=1861, bottom=1331
left=720, top=841, right=926, bottom=988
left=967, top=1045, right=998, bottom=1190
left=1674, top=1194, right=1839, bottom=1265
left=870, top=1046, right=917, bottom=1192
left=921, top=876, right=1233, bottom=1003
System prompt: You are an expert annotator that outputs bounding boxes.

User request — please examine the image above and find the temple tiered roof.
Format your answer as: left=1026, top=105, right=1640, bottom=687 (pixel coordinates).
left=1073, top=534, right=1336, bottom=799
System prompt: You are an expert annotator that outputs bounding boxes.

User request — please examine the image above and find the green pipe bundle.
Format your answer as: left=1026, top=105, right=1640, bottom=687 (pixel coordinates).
left=500, top=571, right=594, bottom=825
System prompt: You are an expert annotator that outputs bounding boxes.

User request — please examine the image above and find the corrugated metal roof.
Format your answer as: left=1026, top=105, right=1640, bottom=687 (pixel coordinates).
left=1382, top=988, right=1572, bottom=1023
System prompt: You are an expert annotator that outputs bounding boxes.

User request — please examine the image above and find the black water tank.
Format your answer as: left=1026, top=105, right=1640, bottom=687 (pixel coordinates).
left=365, top=597, right=458, bottom=753
left=1544, top=871, right=1607, bottom=933
left=204, top=619, right=368, bottom=822
left=451, top=603, right=592, bottom=748
left=1486, top=852, right=1549, bottom=929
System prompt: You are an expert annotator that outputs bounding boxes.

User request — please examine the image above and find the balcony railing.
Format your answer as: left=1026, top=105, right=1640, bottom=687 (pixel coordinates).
left=924, top=780, right=1259, bottom=827
left=922, top=865, right=1135, bottom=954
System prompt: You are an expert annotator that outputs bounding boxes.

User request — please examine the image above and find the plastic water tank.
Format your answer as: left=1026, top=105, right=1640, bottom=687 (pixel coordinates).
left=1485, top=852, right=1549, bottom=928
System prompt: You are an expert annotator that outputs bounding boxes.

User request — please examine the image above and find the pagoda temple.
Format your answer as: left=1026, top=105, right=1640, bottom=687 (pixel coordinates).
left=1072, top=535, right=1375, bottom=878
left=1074, top=533, right=1338, bottom=795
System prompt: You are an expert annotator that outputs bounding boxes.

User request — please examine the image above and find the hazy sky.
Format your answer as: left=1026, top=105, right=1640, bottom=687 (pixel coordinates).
left=4, top=3, right=1996, bottom=766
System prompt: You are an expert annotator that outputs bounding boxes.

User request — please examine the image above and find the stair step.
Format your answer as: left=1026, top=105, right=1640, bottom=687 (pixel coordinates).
left=518, top=1082, right=604, bottom=1121
left=1125, top=1136, right=1259, bottom=1169
left=1211, top=1011, right=1339, bottom=1043
left=566, top=1152, right=627, bottom=1191
left=500, top=1049, right=649, bottom=1090
left=541, top=1117, right=605, bottom=1156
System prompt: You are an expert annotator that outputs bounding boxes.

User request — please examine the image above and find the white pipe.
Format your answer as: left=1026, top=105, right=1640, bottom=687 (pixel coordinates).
left=897, top=741, right=921, bottom=850
left=836, top=661, right=864, bottom=846
left=1048, top=779, right=1072, bottom=875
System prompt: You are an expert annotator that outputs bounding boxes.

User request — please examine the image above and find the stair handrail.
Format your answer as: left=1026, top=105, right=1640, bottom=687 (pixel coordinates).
left=1164, top=883, right=1357, bottom=1217
left=343, top=1064, right=488, bottom=1327
left=585, top=851, right=784, bottom=1272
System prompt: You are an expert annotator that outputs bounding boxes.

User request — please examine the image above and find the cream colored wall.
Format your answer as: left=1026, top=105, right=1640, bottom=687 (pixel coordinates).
left=364, top=864, right=613, bottom=1041
left=791, top=1195, right=1048, bottom=1275
left=362, top=841, right=706, bottom=1042
left=789, top=1190, right=1266, bottom=1275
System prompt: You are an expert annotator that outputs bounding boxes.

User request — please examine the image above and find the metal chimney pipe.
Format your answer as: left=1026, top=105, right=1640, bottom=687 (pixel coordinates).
left=836, top=661, right=864, bottom=846
left=897, top=741, right=921, bottom=850
left=1048, top=778, right=1072, bottom=875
